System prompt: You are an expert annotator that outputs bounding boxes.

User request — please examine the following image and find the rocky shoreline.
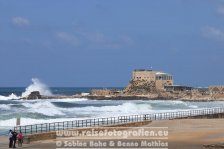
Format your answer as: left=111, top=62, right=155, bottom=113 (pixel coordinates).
left=20, top=69, right=224, bottom=102
left=82, top=95, right=224, bottom=101
left=21, top=91, right=224, bottom=101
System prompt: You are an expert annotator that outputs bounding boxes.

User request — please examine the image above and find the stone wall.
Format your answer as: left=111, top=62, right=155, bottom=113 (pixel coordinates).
left=209, top=86, right=224, bottom=94
left=132, top=70, right=156, bottom=82
left=91, top=89, right=121, bottom=96
left=26, top=121, right=152, bottom=142
left=155, top=80, right=173, bottom=91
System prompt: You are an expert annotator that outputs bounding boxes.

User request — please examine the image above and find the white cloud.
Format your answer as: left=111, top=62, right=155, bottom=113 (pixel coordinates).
left=56, top=32, right=80, bottom=46
left=56, top=30, right=134, bottom=49
left=217, top=5, right=224, bottom=15
left=12, top=17, right=30, bottom=27
left=201, top=26, right=224, bottom=41
left=85, top=32, right=106, bottom=43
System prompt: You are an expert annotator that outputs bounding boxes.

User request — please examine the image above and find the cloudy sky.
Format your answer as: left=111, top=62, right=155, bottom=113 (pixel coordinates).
left=0, top=0, right=224, bottom=87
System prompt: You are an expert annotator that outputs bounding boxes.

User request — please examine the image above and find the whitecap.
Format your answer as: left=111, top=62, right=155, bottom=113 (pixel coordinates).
left=0, top=93, right=20, bottom=100
left=22, top=101, right=65, bottom=116
left=21, top=78, right=52, bottom=97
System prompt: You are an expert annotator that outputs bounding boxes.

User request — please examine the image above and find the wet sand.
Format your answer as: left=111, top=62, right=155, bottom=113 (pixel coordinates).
left=0, top=119, right=223, bottom=149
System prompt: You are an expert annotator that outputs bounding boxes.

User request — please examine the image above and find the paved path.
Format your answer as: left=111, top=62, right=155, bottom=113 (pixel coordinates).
left=0, top=136, right=56, bottom=149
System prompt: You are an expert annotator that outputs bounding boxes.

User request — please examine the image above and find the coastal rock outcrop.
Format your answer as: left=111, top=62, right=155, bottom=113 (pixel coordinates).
left=123, top=80, right=157, bottom=95
left=26, top=91, right=42, bottom=99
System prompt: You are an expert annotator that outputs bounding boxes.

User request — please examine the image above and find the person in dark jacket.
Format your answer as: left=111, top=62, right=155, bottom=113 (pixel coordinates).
left=12, top=131, right=18, bottom=148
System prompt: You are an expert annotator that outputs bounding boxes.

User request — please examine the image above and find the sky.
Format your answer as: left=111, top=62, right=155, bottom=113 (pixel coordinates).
left=1, top=0, right=224, bottom=87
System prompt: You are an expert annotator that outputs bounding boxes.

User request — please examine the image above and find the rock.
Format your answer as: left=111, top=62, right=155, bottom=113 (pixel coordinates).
left=26, top=91, right=42, bottom=99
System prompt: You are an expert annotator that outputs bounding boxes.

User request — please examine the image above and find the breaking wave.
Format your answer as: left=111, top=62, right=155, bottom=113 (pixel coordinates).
left=0, top=93, right=20, bottom=100
left=22, top=78, right=52, bottom=97
left=0, top=78, right=53, bottom=100
left=0, top=104, right=11, bottom=110
left=22, top=101, right=65, bottom=116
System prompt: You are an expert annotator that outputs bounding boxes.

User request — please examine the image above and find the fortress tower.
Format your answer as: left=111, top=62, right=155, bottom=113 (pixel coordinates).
left=132, top=69, right=173, bottom=90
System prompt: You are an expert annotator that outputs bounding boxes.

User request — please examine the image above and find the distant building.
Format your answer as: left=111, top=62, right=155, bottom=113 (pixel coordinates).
left=132, top=69, right=173, bottom=90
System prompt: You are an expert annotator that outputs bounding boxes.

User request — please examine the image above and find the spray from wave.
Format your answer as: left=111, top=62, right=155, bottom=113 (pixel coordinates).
left=0, top=93, right=20, bottom=100
left=22, top=78, right=53, bottom=97
left=0, top=78, right=53, bottom=100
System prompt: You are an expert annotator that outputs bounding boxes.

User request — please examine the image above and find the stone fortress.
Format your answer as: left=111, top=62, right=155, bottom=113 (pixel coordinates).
left=91, top=69, right=224, bottom=100
left=128, top=69, right=173, bottom=91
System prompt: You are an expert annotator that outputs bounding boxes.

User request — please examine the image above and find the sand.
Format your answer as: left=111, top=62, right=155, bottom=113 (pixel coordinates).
left=0, top=119, right=223, bottom=149
left=148, top=119, right=224, bottom=149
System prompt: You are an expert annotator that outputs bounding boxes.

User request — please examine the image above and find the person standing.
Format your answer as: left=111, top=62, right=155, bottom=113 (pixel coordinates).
left=8, top=130, right=13, bottom=148
left=17, top=131, right=23, bottom=147
left=12, top=131, right=18, bottom=148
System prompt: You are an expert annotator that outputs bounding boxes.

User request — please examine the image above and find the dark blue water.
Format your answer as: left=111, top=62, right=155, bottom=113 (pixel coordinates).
left=0, top=87, right=123, bottom=96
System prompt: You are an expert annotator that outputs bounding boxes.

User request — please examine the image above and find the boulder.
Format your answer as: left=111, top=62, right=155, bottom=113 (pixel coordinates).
left=27, top=91, right=42, bottom=99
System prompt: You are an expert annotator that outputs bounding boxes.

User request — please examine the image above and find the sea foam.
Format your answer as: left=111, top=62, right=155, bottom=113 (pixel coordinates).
left=22, top=101, right=65, bottom=116
left=0, top=93, right=20, bottom=100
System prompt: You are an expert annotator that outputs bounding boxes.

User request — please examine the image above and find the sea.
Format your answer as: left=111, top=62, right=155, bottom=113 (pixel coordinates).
left=1, top=78, right=224, bottom=135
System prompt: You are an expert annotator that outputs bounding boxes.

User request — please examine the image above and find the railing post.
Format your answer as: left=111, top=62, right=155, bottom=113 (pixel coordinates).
left=25, top=126, right=27, bottom=135
left=93, top=119, right=95, bottom=126
left=63, top=122, right=65, bottom=130
left=144, top=115, right=146, bottom=121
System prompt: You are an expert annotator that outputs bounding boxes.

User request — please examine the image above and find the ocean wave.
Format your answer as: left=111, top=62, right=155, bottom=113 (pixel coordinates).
left=50, top=98, right=88, bottom=102
left=22, top=101, right=65, bottom=116
left=0, top=104, right=11, bottom=110
left=19, top=101, right=153, bottom=117
left=21, top=78, right=53, bottom=97
left=0, top=93, right=20, bottom=100
left=1, top=99, right=224, bottom=127
left=62, top=102, right=153, bottom=117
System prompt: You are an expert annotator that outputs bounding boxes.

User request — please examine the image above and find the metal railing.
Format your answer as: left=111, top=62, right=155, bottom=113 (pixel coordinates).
left=14, top=107, right=224, bottom=135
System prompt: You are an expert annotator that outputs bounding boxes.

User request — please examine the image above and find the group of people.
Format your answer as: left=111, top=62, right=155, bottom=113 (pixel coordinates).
left=8, top=130, right=23, bottom=148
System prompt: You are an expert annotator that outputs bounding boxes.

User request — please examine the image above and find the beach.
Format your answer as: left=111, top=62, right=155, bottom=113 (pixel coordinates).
left=0, top=118, right=223, bottom=149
